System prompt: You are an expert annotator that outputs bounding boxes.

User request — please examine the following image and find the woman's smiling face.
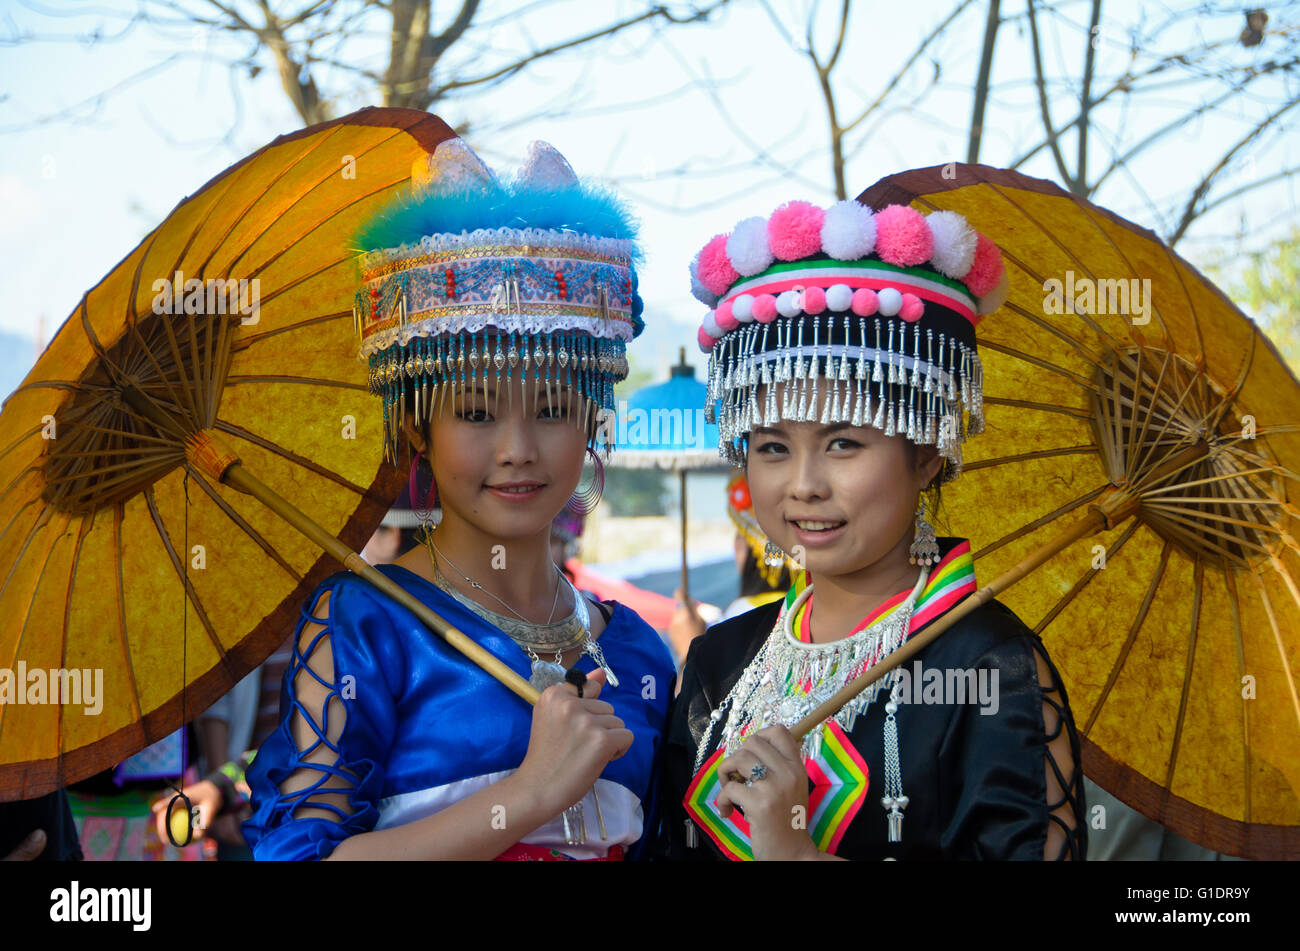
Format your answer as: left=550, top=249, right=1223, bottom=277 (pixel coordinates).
left=745, top=399, right=941, bottom=579
left=409, top=375, right=588, bottom=540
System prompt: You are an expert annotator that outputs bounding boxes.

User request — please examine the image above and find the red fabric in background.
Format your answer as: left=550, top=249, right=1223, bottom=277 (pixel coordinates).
left=565, top=560, right=714, bottom=631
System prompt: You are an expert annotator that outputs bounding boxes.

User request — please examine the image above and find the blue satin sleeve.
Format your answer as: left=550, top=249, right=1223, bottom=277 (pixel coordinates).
left=243, top=573, right=403, bottom=861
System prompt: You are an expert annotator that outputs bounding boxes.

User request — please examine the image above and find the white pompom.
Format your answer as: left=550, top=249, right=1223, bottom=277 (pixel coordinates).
left=733, top=293, right=756, bottom=322
left=821, top=200, right=876, bottom=260
left=702, top=310, right=723, bottom=338
left=690, top=255, right=719, bottom=307
left=776, top=290, right=802, bottom=318
left=727, top=217, right=775, bottom=276
left=825, top=283, right=853, bottom=313
left=926, top=210, right=978, bottom=278
left=877, top=287, right=903, bottom=316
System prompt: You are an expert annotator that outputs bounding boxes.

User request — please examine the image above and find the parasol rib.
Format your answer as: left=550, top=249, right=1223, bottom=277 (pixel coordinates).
left=224, top=375, right=368, bottom=390
left=198, top=124, right=351, bottom=278
left=56, top=512, right=97, bottom=788
left=1141, top=501, right=1282, bottom=537
left=0, top=511, right=70, bottom=763
left=223, top=128, right=405, bottom=278
left=1220, top=443, right=1300, bottom=485
left=1083, top=540, right=1171, bottom=735
left=999, top=299, right=1110, bottom=374
left=0, top=496, right=39, bottom=552
left=1222, top=566, right=1252, bottom=823
left=1130, top=372, right=1203, bottom=484
left=957, top=180, right=1132, bottom=347
left=982, top=396, right=1092, bottom=420
left=978, top=337, right=1099, bottom=393
left=1161, top=243, right=1210, bottom=378
left=143, top=484, right=231, bottom=674
left=973, top=484, right=1107, bottom=560
left=1032, top=519, right=1141, bottom=635
left=1164, top=560, right=1204, bottom=790
left=1141, top=466, right=1276, bottom=495
left=185, top=465, right=304, bottom=584
left=962, top=444, right=1097, bottom=472
left=112, top=501, right=147, bottom=738
left=786, top=486, right=1147, bottom=743
left=1261, top=556, right=1300, bottom=734
left=239, top=310, right=352, bottom=349
left=212, top=418, right=370, bottom=494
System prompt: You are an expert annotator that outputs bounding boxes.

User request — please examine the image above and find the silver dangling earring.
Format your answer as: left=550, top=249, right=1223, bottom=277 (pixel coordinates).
left=908, top=496, right=940, bottom=566
left=763, top=539, right=785, bottom=566
left=567, top=447, right=605, bottom=515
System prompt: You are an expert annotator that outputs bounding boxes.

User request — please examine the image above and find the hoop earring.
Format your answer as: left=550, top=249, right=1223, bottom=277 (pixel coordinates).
left=908, top=496, right=940, bottom=566
left=408, top=454, right=438, bottom=527
left=566, top=447, right=605, bottom=515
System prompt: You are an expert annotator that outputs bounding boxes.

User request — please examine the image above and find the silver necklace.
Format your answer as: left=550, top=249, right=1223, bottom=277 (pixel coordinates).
left=425, top=536, right=619, bottom=690
left=430, top=536, right=564, bottom=626
left=695, top=566, right=928, bottom=844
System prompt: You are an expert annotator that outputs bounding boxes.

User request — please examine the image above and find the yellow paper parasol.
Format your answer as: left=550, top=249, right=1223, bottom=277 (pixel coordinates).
left=0, top=108, right=540, bottom=802
left=790, top=164, right=1299, bottom=859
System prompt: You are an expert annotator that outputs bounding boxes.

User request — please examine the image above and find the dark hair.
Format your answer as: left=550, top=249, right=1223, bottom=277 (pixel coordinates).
left=404, top=378, right=599, bottom=455
left=905, top=440, right=947, bottom=532
left=738, top=549, right=792, bottom=598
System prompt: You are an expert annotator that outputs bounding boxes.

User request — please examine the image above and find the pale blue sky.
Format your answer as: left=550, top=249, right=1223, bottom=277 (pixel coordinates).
left=2, top=0, right=1296, bottom=401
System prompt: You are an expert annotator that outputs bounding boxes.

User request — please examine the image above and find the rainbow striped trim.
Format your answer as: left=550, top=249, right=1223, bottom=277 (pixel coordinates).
left=681, top=540, right=978, bottom=858
left=684, top=721, right=868, bottom=862
left=790, top=539, right=976, bottom=642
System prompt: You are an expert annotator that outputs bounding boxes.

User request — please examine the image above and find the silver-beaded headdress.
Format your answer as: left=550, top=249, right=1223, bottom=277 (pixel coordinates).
left=691, top=199, right=1007, bottom=480
left=354, top=139, right=643, bottom=464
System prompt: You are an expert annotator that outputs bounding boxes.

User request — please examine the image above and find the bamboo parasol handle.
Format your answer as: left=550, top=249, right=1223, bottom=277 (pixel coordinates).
left=786, top=439, right=1215, bottom=741
left=118, top=385, right=540, bottom=705
left=221, top=463, right=541, bottom=705
left=788, top=497, right=1126, bottom=740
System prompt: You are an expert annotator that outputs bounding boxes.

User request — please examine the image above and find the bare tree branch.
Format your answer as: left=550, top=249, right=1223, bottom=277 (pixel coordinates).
left=1026, top=0, right=1076, bottom=191
left=1089, top=55, right=1300, bottom=193
left=1188, top=164, right=1300, bottom=223
left=806, top=0, right=851, bottom=199
left=1076, top=0, right=1101, bottom=186
left=1169, top=96, right=1300, bottom=245
left=966, top=0, right=1001, bottom=163
left=840, top=0, right=976, bottom=135
left=432, top=1, right=732, bottom=99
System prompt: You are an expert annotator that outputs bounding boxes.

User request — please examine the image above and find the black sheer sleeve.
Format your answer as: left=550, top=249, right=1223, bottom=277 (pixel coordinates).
left=937, top=629, right=1086, bottom=860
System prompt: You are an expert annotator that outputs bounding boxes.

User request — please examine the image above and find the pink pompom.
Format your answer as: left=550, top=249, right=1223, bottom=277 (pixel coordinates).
left=752, top=294, right=779, bottom=323
left=768, top=201, right=826, bottom=261
left=874, top=205, right=933, bottom=267
left=697, top=233, right=739, bottom=296
left=963, top=233, right=1004, bottom=298
left=851, top=288, right=878, bottom=316
left=899, top=293, right=924, bottom=322
left=698, top=326, right=718, bottom=351
left=714, top=299, right=740, bottom=331
left=802, top=286, right=827, bottom=314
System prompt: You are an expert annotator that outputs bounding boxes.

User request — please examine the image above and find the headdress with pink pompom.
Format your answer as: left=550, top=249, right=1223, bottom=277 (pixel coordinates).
left=689, top=197, right=1007, bottom=479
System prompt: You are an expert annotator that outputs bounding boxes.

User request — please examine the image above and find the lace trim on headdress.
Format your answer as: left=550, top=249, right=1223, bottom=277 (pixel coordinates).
left=359, top=226, right=635, bottom=270
left=360, top=311, right=634, bottom=359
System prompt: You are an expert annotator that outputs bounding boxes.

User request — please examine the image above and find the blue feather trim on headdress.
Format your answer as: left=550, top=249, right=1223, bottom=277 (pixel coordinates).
left=353, top=181, right=643, bottom=263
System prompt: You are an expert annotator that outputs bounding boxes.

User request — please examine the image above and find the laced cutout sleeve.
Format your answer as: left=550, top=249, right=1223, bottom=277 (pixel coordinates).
left=243, top=577, right=399, bottom=860
left=937, top=630, right=1087, bottom=860
left=1032, top=638, right=1087, bottom=861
